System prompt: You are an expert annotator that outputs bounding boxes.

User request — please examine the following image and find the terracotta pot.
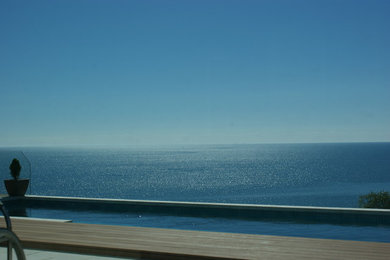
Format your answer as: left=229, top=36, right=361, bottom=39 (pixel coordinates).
left=4, top=179, right=30, bottom=196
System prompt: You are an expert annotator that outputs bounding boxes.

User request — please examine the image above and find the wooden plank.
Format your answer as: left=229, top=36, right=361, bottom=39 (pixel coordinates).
left=1, top=218, right=390, bottom=259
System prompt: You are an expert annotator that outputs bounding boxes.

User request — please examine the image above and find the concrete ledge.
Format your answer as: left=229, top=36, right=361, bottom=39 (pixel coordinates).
left=23, top=194, right=390, bottom=213
left=0, top=216, right=72, bottom=223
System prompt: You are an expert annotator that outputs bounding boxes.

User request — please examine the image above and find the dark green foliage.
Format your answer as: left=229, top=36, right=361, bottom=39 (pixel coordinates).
left=359, top=191, right=390, bottom=209
left=9, top=158, right=22, bottom=180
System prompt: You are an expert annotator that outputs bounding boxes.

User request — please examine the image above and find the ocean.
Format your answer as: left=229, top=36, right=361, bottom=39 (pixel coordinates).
left=1, top=143, right=389, bottom=208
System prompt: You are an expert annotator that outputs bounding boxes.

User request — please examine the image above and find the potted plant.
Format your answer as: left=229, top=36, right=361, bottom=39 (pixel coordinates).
left=4, top=158, right=30, bottom=196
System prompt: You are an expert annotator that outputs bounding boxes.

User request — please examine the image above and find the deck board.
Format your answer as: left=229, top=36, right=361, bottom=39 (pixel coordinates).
left=1, top=217, right=390, bottom=259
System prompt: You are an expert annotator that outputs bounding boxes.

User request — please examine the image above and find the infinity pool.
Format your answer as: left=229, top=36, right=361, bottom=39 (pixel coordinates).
left=4, top=196, right=390, bottom=243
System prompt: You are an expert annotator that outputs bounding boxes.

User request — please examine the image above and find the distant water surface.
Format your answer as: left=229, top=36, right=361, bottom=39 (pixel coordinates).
left=1, top=143, right=389, bottom=207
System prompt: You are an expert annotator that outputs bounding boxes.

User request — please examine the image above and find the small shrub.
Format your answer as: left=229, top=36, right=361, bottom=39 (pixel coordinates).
left=9, top=158, right=22, bottom=180
left=359, top=191, right=390, bottom=209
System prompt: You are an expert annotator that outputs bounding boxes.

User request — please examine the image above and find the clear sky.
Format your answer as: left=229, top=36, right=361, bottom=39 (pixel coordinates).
left=1, top=0, right=389, bottom=146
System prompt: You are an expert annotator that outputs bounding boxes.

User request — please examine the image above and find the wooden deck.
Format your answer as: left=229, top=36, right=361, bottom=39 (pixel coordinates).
left=1, top=217, right=390, bottom=259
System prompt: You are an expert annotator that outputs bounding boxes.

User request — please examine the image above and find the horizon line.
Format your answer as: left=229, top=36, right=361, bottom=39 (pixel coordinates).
left=1, top=140, right=390, bottom=149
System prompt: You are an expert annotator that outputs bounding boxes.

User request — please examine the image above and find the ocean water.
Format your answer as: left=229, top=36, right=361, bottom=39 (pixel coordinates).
left=1, top=143, right=390, bottom=208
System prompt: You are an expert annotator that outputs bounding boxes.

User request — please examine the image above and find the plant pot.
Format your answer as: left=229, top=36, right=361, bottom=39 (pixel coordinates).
left=4, top=179, right=30, bottom=196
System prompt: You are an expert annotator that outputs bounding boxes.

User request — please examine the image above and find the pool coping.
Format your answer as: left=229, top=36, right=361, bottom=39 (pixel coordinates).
left=0, top=216, right=72, bottom=223
left=6, top=194, right=390, bottom=215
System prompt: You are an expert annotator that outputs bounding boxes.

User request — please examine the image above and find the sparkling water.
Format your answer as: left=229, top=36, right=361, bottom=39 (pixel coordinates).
left=1, top=143, right=389, bottom=208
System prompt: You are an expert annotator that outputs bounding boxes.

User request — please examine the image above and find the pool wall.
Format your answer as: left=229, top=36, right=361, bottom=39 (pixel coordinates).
left=2, top=195, right=390, bottom=226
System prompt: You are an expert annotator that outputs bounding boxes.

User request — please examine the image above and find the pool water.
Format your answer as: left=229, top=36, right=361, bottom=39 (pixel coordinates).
left=17, top=207, right=390, bottom=243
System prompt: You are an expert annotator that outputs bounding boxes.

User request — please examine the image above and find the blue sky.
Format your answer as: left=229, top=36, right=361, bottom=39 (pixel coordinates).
left=1, top=0, right=389, bottom=146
